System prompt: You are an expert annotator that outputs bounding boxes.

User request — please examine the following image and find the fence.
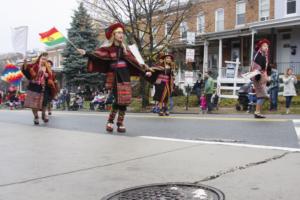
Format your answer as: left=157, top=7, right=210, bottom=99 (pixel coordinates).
left=217, top=59, right=250, bottom=99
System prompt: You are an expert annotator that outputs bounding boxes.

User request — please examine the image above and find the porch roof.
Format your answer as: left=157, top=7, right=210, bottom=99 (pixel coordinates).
left=196, top=27, right=251, bottom=41
left=250, top=16, right=300, bottom=30
left=194, top=16, right=300, bottom=42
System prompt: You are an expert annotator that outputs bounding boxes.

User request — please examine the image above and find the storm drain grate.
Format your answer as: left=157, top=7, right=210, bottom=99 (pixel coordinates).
left=101, top=182, right=225, bottom=200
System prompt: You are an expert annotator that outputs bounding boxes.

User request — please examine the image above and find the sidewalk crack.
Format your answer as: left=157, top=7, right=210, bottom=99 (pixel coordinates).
left=194, top=151, right=297, bottom=183
left=0, top=144, right=201, bottom=188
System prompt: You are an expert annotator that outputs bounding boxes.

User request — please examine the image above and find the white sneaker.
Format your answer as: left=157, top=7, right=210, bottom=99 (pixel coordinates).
left=286, top=109, right=290, bottom=114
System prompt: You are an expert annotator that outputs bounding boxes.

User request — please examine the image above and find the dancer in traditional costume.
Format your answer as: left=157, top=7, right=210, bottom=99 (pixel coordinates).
left=151, top=54, right=175, bottom=116
left=251, top=39, right=270, bottom=118
left=77, top=22, right=152, bottom=133
left=22, top=52, right=58, bottom=124
left=46, top=60, right=59, bottom=115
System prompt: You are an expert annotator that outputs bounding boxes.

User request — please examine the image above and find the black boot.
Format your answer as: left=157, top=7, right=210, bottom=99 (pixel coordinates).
left=42, top=113, right=49, bottom=123
left=163, top=106, right=169, bottom=116
left=106, top=109, right=117, bottom=132
left=34, top=116, right=39, bottom=125
left=117, top=110, right=126, bottom=133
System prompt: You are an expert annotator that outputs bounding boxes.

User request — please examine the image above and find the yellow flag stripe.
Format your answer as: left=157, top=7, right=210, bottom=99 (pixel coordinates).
left=40, top=32, right=64, bottom=43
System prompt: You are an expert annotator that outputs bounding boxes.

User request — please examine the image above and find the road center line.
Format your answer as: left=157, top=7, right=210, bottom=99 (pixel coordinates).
left=1, top=110, right=289, bottom=122
left=46, top=111, right=288, bottom=122
left=292, top=120, right=300, bottom=146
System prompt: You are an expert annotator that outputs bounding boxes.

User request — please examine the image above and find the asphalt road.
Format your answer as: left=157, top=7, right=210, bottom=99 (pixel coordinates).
left=0, top=110, right=299, bottom=148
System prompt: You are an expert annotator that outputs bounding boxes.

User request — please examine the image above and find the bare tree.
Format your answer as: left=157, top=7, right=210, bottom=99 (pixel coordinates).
left=81, top=0, right=197, bottom=62
left=81, top=0, right=199, bottom=107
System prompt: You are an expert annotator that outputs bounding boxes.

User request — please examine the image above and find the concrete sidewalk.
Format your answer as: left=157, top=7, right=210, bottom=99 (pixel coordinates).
left=0, top=121, right=299, bottom=200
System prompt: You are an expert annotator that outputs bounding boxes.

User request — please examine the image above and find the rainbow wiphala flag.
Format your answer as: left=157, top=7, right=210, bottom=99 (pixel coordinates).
left=1, top=64, right=24, bottom=85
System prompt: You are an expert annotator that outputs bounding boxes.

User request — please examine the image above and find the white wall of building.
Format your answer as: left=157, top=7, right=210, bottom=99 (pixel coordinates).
left=290, top=28, right=300, bottom=63
left=275, top=0, right=300, bottom=19
left=276, top=27, right=300, bottom=74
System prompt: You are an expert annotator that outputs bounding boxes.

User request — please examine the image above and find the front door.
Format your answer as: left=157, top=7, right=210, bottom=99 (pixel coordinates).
left=231, top=41, right=240, bottom=61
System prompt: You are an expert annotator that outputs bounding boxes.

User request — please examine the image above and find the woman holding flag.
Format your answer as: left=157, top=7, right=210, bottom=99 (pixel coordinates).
left=22, top=52, right=58, bottom=125
left=77, top=22, right=152, bottom=133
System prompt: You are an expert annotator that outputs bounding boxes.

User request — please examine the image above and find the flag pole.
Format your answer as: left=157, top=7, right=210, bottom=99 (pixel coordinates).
left=65, top=37, right=78, bottom=50
left=61, top=34, right=82, bottom=54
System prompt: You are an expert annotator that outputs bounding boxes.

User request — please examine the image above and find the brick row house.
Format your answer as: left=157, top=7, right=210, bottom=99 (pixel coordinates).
left=150, top=0, right=300, bottom=97
left=253, top=0, right=300, bottom=75
left=50, top=0, right=300, bottom=96
left=163, top=0, right=276, bottom=76
left=187, top=0, right=300, bottom=72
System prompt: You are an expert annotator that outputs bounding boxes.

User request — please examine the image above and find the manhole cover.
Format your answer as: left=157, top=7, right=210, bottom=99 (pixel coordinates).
left=101, top=182, right=225, bottom=200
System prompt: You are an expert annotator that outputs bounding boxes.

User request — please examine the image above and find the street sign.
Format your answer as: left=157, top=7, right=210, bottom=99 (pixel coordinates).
left=186, top=48, right=195, bottom=62
left=184, top=71, right=194, bottom=86
left=225, top=63, right=235, bottom=78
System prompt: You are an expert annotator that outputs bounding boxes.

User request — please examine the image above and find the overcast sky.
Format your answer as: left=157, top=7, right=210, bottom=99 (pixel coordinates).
left=0, top=0, right=79, bottom=54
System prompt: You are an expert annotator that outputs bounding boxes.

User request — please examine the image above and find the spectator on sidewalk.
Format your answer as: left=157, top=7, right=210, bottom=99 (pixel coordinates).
left=211, top=91, right=219, bottom=111
left=247, top=82, right=257, bottom=113
left=18, top=91, right=26, bottom=108
left=8, top=92, right=19, bottom=110
left=76, top=95, right=83, bottom=109
left=204, top=71, right=214, bottom=113
left=200, top=94, right=207, bottom=114
left=60, top=90, right=66, bottom=110
left=283, top=68, right=297, bottom=114
left=66, top=91, right=71, bottom=110
left=0, top=91, right=3, bottom=105
left=90, top=92, right=106, bottom=110
left=193, top=78, right=203, bottom=106
left=268, top=64, right=280, bottom=111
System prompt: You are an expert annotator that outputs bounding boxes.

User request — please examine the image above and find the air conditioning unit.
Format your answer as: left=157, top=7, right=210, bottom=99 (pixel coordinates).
left=260, top=16, right=269, bottom=21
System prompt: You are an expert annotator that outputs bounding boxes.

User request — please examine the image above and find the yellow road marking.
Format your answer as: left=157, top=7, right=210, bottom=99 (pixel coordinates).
left=50, top=111, right=288, bottom=122
left=3, top=110, right=289, bottom=122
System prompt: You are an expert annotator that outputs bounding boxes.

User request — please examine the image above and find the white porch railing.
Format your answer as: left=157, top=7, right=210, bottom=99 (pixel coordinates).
left=217, top=58, right=250, bottom=99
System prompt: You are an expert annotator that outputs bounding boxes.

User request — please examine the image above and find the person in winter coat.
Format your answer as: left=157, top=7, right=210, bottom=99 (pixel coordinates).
left=283, top=68, right=297, bottom=114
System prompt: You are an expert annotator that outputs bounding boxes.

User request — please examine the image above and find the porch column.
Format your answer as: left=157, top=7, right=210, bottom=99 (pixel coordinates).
left=250, top=29, right=256, bottom=69
left=218, top=39, right=223, bottom=78
left=203, top=40, right=209, bottom=75
left=270, top=28, right=275, bottom=63
left=241, top=37, right=244, bottom=66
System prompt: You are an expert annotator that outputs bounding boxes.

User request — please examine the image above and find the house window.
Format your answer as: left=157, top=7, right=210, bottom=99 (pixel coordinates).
left=139, top=30, right=144, bottom=46
left=282, top=33, right=291, bottom=40
left=152, top=26, right=158, bottom=45
left=236, top=1, right=246, bottom=25
left=165, top=21, right=172, bottom=37
left=197, top=14, right=205, bottom=33
left=259, top=0, right=270, bottom=21
left=287, top=0, right=296, bottom=15
left=215, top=8, right=224, bottom=32
left=180, top=21, right=188, bottom=39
